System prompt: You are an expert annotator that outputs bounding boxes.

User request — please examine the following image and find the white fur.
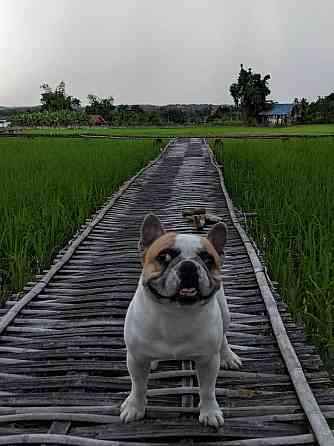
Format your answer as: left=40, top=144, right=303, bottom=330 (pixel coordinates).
left=125, top=277, right=223, bottom=360
left=174, top=234, right=202, bottom=257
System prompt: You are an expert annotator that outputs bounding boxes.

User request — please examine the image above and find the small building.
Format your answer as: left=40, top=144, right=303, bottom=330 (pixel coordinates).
left=259, top=103, right=294, bottom=126
left=87, top=114, right=107, bottom=126
left=0, top=119, right=10, bottom=128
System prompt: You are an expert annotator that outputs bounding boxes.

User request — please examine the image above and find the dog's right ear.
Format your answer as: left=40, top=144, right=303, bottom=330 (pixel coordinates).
left=139, top=213, right=165, bottom=255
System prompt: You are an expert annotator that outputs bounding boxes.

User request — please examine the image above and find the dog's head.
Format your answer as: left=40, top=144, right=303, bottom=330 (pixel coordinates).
left=139, top=214, right=227, bottom=306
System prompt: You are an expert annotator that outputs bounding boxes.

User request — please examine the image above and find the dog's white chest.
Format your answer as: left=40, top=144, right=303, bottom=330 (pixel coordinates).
left=124, top=290, right=223, bottom=361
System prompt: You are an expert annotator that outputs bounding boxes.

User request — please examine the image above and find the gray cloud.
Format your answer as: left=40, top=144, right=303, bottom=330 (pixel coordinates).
left=1, top=0, right=334, bottom=106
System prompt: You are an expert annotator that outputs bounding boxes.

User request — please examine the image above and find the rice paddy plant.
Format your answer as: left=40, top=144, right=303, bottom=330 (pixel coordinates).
left=214, top=138, right=334, bottom=356
left=0, top=137, right=159, bottom=301
left=23, top=123, right=334, bottom=137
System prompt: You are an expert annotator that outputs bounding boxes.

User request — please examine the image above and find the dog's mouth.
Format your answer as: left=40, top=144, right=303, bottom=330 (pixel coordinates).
left=179, top=287, right=198, bottom=298
left=177, top=287, right=200, bottom=305
left=148, top=284, right=217, bottom=305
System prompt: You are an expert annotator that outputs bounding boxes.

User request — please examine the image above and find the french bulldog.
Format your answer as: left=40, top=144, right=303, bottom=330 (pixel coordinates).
left=121, top=214, right=241, bottom=427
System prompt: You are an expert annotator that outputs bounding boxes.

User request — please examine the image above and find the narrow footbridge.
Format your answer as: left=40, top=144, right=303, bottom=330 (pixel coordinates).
left=0, top=138, right=333, bottom=445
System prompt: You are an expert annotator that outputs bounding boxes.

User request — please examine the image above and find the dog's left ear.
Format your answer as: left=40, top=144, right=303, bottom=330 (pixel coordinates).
left=139, top=213, right=165, bottom=254
left=207, top=222, right=228, bottom=255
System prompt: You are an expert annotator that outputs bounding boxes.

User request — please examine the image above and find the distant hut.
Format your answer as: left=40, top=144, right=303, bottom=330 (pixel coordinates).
left=0, top=119, right=10, bottom=128
left=88, top=114, right=107, bottom=126
left=259, top=103, right=294, bottom=126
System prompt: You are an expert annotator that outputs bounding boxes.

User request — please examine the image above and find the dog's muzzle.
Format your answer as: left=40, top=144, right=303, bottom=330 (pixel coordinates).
left=178, top=260, right=199, bottom=296
left=148, top=258, right=218, bottom=305
left=148, top=285, right=218, bottom=306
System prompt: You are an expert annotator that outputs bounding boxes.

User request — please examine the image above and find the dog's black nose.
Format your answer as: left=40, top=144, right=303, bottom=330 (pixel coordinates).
left=179, top=260, right=199, bottom=288
left=179, top=260, right=197, bottom=276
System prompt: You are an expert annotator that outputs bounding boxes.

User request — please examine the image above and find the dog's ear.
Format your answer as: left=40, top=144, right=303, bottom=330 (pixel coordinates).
left=139, top=214, right=165, bottom=253
left=207, top=222, right=228, bottom=255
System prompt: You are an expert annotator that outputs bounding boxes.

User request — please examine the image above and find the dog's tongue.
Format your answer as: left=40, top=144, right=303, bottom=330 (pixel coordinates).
left=179, top=288, right=198, bottom=297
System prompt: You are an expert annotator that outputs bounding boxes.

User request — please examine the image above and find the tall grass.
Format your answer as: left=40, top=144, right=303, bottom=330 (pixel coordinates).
left=214, top=139, right=334, bottom=356
left=0, top=138, right=159, bottom=301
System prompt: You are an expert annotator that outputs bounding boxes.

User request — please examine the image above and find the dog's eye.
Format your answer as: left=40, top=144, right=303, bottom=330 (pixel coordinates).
left=198, top=252, right=214, bottom=269
left=157, top=252, right=172, bottom=264
left=157, top=249, right=179, bottom=265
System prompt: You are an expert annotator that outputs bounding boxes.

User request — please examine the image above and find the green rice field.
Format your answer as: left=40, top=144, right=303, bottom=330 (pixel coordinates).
left=213, top=138, right=334, bottom=356
left=0, top=137, right=160, bottom=301
left=2, top=132, right=334, bottom=359
left=21, top=123, right=334, bottom=137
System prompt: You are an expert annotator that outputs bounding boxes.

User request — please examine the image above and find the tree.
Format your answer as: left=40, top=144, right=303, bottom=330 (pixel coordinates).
left=229, top=83, right=240, bottom=108
left=292, top=93, right=334, bottom=124
left=160, top=106, right=186, bottom=125
left=131, top=105, right=144, bottom=114
left=229, top=64, right=271, bottom=122
left=85, top=95, right=115, bottom=123
left=292, top=98, right=310, bottom=123
left=40, top=81, right=81, bottom=112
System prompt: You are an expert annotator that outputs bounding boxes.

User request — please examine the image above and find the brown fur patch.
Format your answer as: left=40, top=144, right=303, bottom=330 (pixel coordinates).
left=201, top=238, right=222, bottom=273
left=142, top=233, right=177, bottom=281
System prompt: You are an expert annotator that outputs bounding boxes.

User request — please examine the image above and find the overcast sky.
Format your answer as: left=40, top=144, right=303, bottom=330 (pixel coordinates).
left=1, top=0, right=334, bottom=106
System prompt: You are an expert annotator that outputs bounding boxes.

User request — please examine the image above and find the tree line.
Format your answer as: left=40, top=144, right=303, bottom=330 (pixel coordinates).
left=8, top=72, right=334, bottom=127
left=10, top=82, right=240, bottom=127
left=292, top=94, right=334, bottom=124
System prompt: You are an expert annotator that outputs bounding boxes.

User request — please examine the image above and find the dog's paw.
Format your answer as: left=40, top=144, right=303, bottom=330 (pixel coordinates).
left=120, top=394, right=146, bottom=423
left=199, top=403, right=224, bottom=428
left=220, top=348, right=242, bottom=370
left=150, top=360, right=159, bottom=371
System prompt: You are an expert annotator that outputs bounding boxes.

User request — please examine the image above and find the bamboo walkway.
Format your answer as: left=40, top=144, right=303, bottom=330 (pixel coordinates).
left=0, top=138, right=333, bottom=445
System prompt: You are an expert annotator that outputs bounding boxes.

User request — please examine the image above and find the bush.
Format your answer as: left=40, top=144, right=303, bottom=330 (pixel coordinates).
left=10, top=111, right=89, bottom=127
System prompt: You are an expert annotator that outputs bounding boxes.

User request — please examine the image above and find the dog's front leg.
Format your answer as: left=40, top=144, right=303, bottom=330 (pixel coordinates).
left=196, top=353, right=224, bottom=428
left=120, top=352, right=150, bottom=423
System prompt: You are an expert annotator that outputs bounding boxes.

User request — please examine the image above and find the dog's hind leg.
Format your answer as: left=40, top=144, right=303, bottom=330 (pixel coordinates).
left=220, top=334, right=242, bottom=369
left=120, top=352, right=150, bottom=423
